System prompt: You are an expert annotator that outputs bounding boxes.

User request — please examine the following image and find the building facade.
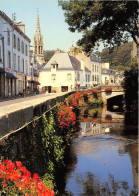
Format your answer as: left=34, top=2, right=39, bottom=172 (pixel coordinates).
left=39, top=52, right=91, bottom=93
left=0, top=10, right=31, bottom=97
left=69, top=46, right=102, bottom=87
left=101, top=63, right=115, bottom=85
left=90, top=54, right=101, bottom=86
left=34, top=12, right=44, bottom=65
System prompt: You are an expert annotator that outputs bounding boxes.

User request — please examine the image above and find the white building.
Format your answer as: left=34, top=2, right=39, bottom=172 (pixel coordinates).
left=101, top=63, right=115, bottom=85
left=0, top=10, right=31, bottom=97
left=39, top=52, right=91, bottom=93
left=69, top=46, right=102, bottom=87
left=90, top=54, right=101, bottom=86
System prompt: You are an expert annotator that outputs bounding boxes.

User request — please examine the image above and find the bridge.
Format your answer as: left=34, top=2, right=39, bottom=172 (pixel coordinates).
left=95, top=85, right=124, bottom=105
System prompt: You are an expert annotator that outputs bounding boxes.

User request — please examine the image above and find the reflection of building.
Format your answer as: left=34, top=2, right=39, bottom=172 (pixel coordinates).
left=0, top=10, right=31, bottom=97
left=80, top=122, right=105, bottom=135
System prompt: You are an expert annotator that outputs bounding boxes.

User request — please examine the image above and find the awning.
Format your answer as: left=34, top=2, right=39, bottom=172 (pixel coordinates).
left=6, top=72, right=17, bottom=79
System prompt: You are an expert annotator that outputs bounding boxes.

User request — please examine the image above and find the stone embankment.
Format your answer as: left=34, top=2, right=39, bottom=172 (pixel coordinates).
left=0, top=92, right=73, bottom=138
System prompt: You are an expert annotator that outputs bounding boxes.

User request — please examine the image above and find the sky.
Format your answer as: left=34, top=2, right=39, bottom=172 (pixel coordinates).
left=0, top=0, right=84, bottom=52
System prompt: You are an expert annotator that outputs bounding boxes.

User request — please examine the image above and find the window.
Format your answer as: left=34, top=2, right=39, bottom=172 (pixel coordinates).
left=77, top=72, right=80, bottom=81
left=18, top=56, right=20, bottom=71
left=41, top=46, right=43, bottom=54
left=7, top=29, right=10, bottom=45
left=67, top=73, right=72, bottom=81
left=21, top=41, right=24, bottom=54
left=25, top=44, right=28, bottom=56
left=26, top=60, right=28, bottom=75
left=86, top=74, right=87, bottom=82
left=8, top=51, right=11, bottom=68
left=18, top=38, right=20, bottom=51
left=92, top=75, right=94, bottom=81
left=92, top=65, right=94, bottom=72
left=51, top=74, right=56, bottom=82
left=13, top=53, right=16, bottom=70
left=95, top=65, right=96, bottom=72
left=22, top=58, right=24, bottom=73
left=0, top=46, right=2, bottom=62
left=13, top=34, right=16, bottom=48
left=88, top=75, right=90, bottom=82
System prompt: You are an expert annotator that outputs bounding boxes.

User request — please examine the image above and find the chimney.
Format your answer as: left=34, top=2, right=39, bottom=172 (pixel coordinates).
left=81, top=59, right=85, bottom=71
left=16, top=23, right=25, bottom=33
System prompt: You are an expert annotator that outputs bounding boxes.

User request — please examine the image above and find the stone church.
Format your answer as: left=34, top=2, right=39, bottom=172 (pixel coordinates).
left=34, top=12, right=44, bottom=65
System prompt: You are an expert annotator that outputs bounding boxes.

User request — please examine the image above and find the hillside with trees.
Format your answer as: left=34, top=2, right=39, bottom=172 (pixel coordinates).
left=100, top=42, right=133, bottom=70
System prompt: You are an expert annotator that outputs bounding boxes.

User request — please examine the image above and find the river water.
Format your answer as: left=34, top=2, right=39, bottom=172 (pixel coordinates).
left=60, top=108, right=138, bottom=196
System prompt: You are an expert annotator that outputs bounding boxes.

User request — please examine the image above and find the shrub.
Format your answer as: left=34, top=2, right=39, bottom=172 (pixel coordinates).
left=104, top=87, right=112, bottom=92
left=88, top=99, right=103, bottom=107
left=0, top=159, right=54, bottom=196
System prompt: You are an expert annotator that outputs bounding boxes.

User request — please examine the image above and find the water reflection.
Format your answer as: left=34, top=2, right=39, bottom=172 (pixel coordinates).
left=62, top=108, right=138, bottom=196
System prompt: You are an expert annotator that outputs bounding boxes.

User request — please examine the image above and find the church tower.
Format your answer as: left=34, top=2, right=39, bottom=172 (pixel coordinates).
left=34, top=10, right=44, bottom=65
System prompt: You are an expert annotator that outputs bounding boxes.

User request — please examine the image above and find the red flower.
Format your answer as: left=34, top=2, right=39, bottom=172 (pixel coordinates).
left=83, top=91, right=88, bottom=97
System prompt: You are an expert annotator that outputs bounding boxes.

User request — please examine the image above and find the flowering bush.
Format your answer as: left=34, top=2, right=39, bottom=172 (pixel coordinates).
left=75, top=91, right=80, bottom=102
left=67, top=97, right=78, bottom=108
left=92, top=89, right=98, bottom=95
left=0, top=159, right=54, bottom=196
left=105, top=87, right=112, bottom=92
left=57, top=105, right=76, bottom=130
left=83, top=91, right=88, bottom=97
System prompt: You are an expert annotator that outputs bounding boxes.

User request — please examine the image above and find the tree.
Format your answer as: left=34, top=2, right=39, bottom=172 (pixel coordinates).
left=59, top=0, right=138, bottom=52
left=100, top=42, right=133, bottom=69
left=44, top=50, right=55, bottom=62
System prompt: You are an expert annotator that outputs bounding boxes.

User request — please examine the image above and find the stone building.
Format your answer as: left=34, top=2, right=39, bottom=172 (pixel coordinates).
left=0, top=10, right=31, bottom=97
left=34, top=12, right=44, bottom=65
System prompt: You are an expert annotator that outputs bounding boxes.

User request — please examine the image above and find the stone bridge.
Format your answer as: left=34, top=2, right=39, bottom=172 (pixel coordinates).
left=95, top=85, right=124, bottom=104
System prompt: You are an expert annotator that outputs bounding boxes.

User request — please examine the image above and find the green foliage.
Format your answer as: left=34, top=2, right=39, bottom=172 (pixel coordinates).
left=88, top=98, right=103, bottom=108
left=100, top=42, right=133, bottom=70
left=42, top=110, right=65, bottom=174
left=59, top=0, right=138, bottom=52
left=122, top=58, right=138, bottom=125
left=44, top=50, right=55, bottom=62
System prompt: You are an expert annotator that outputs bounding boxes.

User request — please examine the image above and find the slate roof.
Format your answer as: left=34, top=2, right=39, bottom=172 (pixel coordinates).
left=40, top=53, right=91, bottom=72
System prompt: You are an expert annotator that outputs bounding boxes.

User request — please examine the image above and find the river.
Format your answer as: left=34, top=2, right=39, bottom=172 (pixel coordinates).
left=59, top=107, right=138, bottom=196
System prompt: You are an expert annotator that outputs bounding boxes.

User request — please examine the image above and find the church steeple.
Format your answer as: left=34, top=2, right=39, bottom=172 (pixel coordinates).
left=36, top=10, right=41, bottom=34
left=34, top=9, right=44, bottom=65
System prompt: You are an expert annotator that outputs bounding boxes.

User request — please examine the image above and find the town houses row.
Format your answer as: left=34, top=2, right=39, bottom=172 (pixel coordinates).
left=0, top=10, right=122, bottom=97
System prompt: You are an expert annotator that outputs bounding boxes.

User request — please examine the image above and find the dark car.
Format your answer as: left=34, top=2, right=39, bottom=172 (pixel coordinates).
left=78, top=86, right=87, bottom=90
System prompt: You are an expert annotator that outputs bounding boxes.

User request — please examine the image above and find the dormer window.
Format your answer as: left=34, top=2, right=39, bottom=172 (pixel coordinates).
left=51, top=61, right=58, bottom=69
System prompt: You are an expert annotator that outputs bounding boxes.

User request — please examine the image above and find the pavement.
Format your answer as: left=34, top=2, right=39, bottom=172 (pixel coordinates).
left=0, top=92, right=66, bottom=117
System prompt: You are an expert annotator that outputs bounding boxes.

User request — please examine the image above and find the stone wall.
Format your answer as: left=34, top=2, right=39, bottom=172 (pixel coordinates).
left=0, top=92, right=73, bottom=138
